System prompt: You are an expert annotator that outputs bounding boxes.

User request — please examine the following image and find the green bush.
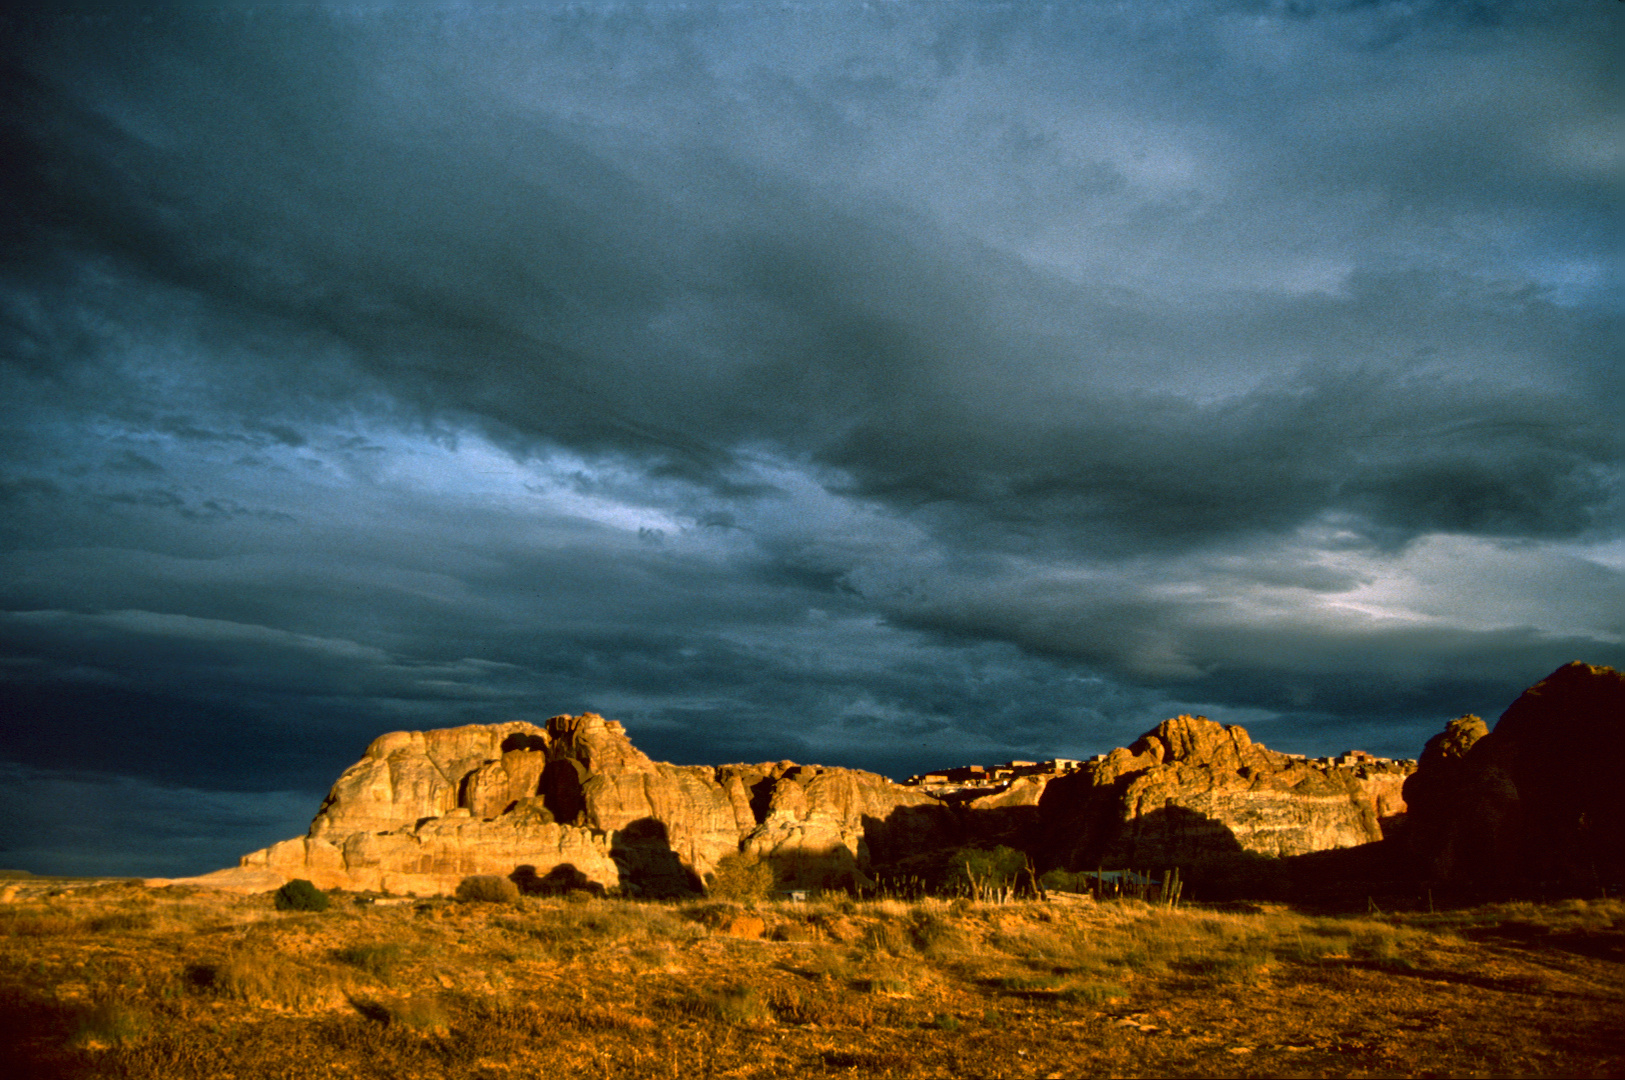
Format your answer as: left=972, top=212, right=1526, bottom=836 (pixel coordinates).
left=456, top=874, right=521, bottom=904
left=948, top=846, right=1029, bottom=898
left=706, top=852, right=776, bottom=901
left=274, top=878, right=330, bottom=912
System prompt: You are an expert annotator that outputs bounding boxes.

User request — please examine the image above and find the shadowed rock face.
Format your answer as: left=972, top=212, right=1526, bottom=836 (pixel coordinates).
left=1405, top=662, right=1625, bottom=887
left=1036, top=715, right=1413, bottom=875
left=222, top=713, right=948, bottom=896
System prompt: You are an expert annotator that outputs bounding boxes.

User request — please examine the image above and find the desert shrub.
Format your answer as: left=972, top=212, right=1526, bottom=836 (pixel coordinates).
left=1275, top=920, right=1351, bottom=963
left=1102, top=933, right=1175, bottom=975
left=911, top=911, right=976, bottom=957
left=512, top=900, right=703, bottom=958
left=274, top=879, right=330, bottom=912
left=0, top=907, right=79, bottom=936
left=1060, top=979, right=1130, bottom=1005
left=869, top=898, right=911, bottom=918
left=335, top=942, right=407, bottom=980
left=456, top=875, right=521, bottom=904
left=87, top=910, right=155, bottom=932
left=1277, top=935, right=1340, bottom=963
left=947, top=846, right=1029, bottom=899
left=1175, top=946, right=1272, bottom=983
left=988, top=971, right=1058, bottom=993
left=771, top=919, right=819, bottom=942
left=986, top=915, right=1096, bottom=970
left=1305, top=918, right=1356, bottom=940
left=695, top=984, right=769, bottom=1024
left=859, top=918, right=915, bottom=957
left=706, top=852, right=776, bottom=901
left=794, top=944, right=858, bottom=983
left=72, top=998, right=153, bottom=1048
left=201, top=949, right=347, bottom=1009
left=682, top=901, right=748, bottom=930
left=862, top=968, right=919, bottom=995
left=1350, top=926, right=1420, bottom=971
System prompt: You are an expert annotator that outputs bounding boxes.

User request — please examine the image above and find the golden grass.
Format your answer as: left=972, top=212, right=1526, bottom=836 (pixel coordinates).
left=0, top=882, right=1619, bottom=1078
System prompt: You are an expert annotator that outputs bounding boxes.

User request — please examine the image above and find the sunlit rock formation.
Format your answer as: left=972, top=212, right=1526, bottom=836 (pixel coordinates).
left=727, top=762, right=958, bottom=887
left=1036, top=715, right=1414, bottom=874
left=198, top=713, right=948, bottom=896
left=171, top=672, right=1625, bottom=902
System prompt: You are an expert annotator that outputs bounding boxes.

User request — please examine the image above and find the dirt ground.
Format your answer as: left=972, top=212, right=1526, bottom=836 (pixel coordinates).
left=1, top=881, right=1621, bottom=1079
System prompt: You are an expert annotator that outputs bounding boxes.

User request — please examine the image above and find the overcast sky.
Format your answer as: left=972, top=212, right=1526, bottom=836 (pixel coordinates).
left=1, top=0, right=1619, bottom=876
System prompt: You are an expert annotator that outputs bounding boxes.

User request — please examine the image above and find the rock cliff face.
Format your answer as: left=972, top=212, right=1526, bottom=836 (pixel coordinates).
left=722, top=762, right=956, bottom=887
left=186, top=701, right=1499, bottom=899
left=228, top=713, right=949, bottom=896
left=1404, top=663, right=1625, bottom=886
left=1037, top=715, right=1412, bottom=874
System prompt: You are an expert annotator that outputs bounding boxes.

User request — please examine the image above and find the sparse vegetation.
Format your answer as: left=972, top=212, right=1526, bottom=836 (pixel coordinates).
left=455, top=874, right=522, bottom=904
left=947, top=845, right=1029, bottom=900
left=273, top=878, right=330, bottom=912
left=0, top=880, right=1619, bottom=1078
left=334, top=941, right=408, bottom=981
left=693, top=983, right=771, bottom=1024
left=706, top=852, right=776, bottom=901
left=70, top=998, right=153, bottom=1050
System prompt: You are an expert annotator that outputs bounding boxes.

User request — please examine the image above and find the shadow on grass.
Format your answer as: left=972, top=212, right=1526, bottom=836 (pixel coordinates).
left=1459, top=924, right=1625, bottom=964
left=822, top=1048, right=916, bottom=1071
left=348, top=995, right=394, bottom=1023
left=1340, top=960, right=1612, bottom=1000
left=0, top=989, right=85, bottom=1079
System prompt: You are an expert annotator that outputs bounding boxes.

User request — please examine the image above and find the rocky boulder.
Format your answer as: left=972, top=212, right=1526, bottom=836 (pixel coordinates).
left=1404, top=662, right=1624, bottom=886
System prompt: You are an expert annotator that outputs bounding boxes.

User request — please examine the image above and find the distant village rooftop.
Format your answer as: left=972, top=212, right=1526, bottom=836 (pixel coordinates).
left=905, top=748, right=1414, bottom=790
left=904, top=757, right=1083, bottom=789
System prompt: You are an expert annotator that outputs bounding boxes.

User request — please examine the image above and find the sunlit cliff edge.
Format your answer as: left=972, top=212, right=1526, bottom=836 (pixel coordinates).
left=150, top=662, right=1622, bottom=897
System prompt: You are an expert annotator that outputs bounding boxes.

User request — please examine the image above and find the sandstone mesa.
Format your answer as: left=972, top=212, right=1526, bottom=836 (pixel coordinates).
left=155, top=662, right=1619, bottom=897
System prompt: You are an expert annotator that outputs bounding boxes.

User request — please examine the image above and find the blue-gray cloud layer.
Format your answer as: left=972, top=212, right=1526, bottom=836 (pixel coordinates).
left=1, top=1, right=1619, bottom=874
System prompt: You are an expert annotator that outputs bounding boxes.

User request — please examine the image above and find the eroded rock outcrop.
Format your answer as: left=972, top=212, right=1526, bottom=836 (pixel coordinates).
left=216, top=713, right=948, bottom=896
left=1037, top=715, right=1413, bottom=875
left=736, top=763, right=956, bottom=887
left=1404, top=663, right=1624, bottom=886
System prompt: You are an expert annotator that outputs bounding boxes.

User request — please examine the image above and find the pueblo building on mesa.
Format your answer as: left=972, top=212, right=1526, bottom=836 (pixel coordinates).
left=904, top=758, right=1084, bottom=790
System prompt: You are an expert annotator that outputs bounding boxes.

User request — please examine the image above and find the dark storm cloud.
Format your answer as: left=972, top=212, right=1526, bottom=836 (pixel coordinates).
left=0, top=764, right=314, bottom=877
left=7, top=3, right=1615, bottom=538
left=0, top=1, right=1619, bottom=873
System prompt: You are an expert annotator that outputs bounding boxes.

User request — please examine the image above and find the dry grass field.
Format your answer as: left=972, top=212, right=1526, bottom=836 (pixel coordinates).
left=0, top=881, right=1621, bottom=1079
